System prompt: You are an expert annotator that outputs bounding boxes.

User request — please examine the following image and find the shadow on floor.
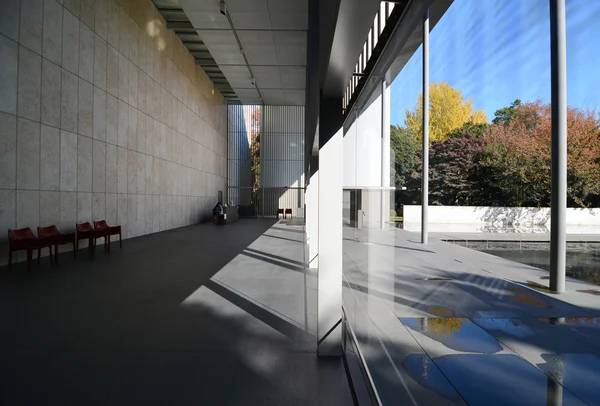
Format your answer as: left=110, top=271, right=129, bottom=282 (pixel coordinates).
left=0, top=219, right=352, bottom=405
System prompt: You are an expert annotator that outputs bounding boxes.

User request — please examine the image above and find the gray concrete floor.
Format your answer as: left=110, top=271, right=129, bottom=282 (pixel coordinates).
left=0, top=219, right=353, bottom=406
left=343, top=227, right=600, bottom=406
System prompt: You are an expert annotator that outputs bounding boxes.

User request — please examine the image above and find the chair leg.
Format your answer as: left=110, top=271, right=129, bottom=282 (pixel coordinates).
left=37, top=248, right=41, bottom=263
left=107, top=235, right=111, bottom=252
left=75, top=238, right=79, bottom=257
left=119, top=233, right=122, bottom=248
left=48, top=246, right=53, bottom=265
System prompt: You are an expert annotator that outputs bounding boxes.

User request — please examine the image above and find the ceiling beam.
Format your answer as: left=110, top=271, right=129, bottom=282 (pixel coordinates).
left=167, top=22, right=306, bottom=33
left=195, top=58, right=219, bottom=66
left=168, top=21, right=195, bottom=31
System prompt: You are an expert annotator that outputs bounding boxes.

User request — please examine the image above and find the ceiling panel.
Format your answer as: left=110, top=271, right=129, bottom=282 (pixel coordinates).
left=261, top=89, right=286, bottom=105
left=227, top=0, right=271, bottom=29
left=234, top=88, right=262, bottom=104
left=178, top=0, right=308, bottom=105
left=284, top=90, right=305, bottom=106
left=273, top=31, right=307, bottom=65
left=227, top=0, right=269, bottom=10
left=280, top=66, right=305, bottom=89
left=267, top=0, right=308, bottom=29
left=270, top=13, right=308, bottom=30
left=238, top=31, right=278, bottom=65
left=178, top=0, right=229, bottom=29
left=251, top=66, right=282, bottom=89
left=267, top=0, right=308, bottom=14
left=220, top=65, right=254, bottom=88
left=197, top=30, right=245, bottom=65
left=229, top=12, right=272, bottom=29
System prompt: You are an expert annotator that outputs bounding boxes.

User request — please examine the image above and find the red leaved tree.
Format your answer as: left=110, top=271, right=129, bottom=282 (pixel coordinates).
left=481, top=100, right=600, bottom=207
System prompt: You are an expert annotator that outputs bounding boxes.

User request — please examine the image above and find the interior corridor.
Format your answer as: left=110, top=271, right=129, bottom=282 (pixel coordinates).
left=0, top=219, right=352, bottom=405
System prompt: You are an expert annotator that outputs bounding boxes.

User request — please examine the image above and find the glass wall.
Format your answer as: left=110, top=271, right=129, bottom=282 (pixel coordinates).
left=341, top=82, right=399, bottom=403
left=227, top=105, right=305, bottom=218
left=341, top=0, right=600, bottom=403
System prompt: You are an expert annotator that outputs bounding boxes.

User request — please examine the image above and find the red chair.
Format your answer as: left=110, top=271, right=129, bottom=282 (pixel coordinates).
left=277, top=208, right=284, bottom=219
left=76, top=222, right=105, bottom=255
left=285, top=208, right=292, bottom=219
left=93, top=220, right=122, bottom=251
left=37, top=225, right=76, bottom=264
left=8, top=228, right=42, bottom=269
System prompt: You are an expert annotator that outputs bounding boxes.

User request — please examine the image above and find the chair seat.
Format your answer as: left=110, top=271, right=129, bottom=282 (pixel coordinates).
left=92, top=220, right=123, bottom=251
left=8, top=228, right=42, bottom=269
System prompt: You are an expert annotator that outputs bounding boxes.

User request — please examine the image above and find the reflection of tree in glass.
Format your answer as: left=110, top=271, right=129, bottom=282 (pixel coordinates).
left=249, top=106, right=261, bottom=204
left=506, top=286, right=552, bottom=309
left=421, top=317, right=463, bottom=336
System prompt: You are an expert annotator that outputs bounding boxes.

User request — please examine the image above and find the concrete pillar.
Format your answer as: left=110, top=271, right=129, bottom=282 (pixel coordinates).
left=308, top=168, right=319, bottom=268
left=317, top=128, right=343, bottom=356
left=550, top=0, right=567, bottom=293
left=421, top=9, right=430, bottom=244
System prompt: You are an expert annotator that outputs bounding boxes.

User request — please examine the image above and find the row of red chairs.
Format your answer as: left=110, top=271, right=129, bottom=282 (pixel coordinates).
left=277, top=208, right=293, bottom=219
left=7, top=221, right=122, bottom=270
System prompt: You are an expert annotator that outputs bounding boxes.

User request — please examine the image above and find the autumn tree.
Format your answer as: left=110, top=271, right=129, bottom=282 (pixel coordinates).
left=429, top=127, right=486, bottom=206
left=481, top=100, right=600, bottom=207
left=492, top=99, right=522, bottom=125
left=404, top=81, right=488, bottom=142
left=390, top=124, right=419, bottom=187
left=249, top=106, right=261, bottom=202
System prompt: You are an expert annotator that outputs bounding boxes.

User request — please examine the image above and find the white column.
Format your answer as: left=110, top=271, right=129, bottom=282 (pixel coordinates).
left=317, top=128, right=343, bottom=356
left=381, top=80, right=391, bottom=229
left=421, top=9, right=430, bottom=244
left=550, top=0, right=567, bottom=293
left=308, top=170, right=319, bottom=268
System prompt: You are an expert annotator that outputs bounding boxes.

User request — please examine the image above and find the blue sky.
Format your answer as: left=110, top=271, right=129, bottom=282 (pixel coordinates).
left=390, top=0, right=600, bottom=126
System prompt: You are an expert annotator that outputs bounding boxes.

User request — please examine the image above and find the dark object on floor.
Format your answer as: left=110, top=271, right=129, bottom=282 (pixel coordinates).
left=76, top=222, right=105, bottom=255
left=94, top=220, right=123, bottom=251
left=37, top=225, right=76, bottom=264
left=8, top=228, right=42, bottom=269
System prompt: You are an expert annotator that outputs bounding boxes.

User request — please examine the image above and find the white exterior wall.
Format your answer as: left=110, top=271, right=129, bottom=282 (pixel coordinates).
left=343, top=83, right=391, bottom=229
left=343, top=95, right=383, bottom=188
left=260, top=106, right=305, bottom=217
left=404, top=205, right=600, bottom=233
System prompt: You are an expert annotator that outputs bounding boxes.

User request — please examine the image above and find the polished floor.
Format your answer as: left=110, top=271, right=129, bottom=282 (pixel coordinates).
left=0, top=219, right=352, bottom=405
left=343, top=227, right=600, bottom=406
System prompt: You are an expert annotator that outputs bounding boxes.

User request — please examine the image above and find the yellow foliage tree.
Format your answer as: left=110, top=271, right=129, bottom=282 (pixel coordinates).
left=405, top=82, right=488, bottom=141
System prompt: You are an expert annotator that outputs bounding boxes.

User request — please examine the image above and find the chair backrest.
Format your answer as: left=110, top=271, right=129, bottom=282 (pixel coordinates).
left=38, top=225, right=59, bottom=238
left=8, top=228, right=35, bottom=241
left=76, top=222, right=93, bottom=232
left=94, top=220, right=109, bottom=229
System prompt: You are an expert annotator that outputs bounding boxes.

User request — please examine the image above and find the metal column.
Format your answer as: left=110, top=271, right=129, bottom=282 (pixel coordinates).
left=421, top=9, right=430, bottom=244
left=381, top=80, right=391, bottom=229
left=550, top=0, right=567, bottom=293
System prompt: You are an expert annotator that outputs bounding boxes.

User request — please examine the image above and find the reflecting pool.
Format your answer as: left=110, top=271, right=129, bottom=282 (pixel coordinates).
left=453, top=241, right=600, bottom=285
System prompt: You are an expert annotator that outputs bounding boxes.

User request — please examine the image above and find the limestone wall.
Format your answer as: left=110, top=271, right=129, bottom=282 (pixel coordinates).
left=0, top=0, right=228, bottom=265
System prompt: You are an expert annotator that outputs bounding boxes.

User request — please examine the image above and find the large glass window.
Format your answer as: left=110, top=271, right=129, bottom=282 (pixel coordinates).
left=227, top=105, right=305, bottom=218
